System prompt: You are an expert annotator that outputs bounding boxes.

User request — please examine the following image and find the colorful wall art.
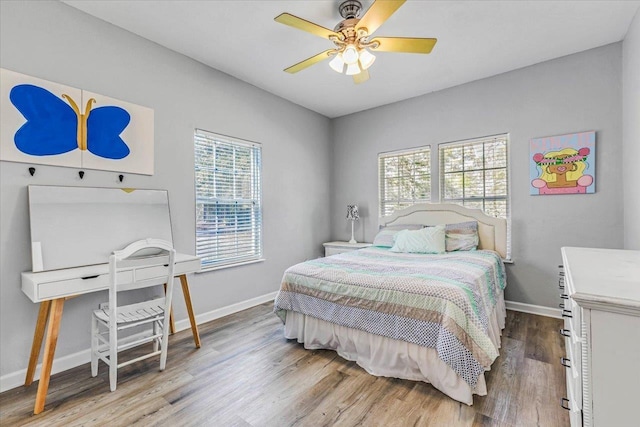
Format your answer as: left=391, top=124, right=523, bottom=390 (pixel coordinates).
left=529, top=131, right=595, bottom=195
left=0, top=68, right=154, bottom=175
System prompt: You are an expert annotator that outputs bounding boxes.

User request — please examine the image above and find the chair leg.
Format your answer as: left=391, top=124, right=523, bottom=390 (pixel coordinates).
left=90, top=315, right=98, bottom=377
left=109, top=322, right=117, bottom=392
left=159, top=318, right=169, bottom=371
left=153, top=320, right=159, bottom=353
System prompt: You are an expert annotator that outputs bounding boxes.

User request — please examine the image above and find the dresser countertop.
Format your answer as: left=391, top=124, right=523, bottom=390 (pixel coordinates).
left=561, top=246, right=640, bottom=314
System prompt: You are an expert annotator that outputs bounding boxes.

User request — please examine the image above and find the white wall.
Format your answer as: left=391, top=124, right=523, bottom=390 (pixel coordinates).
left=0, top=1, right=332, bottom=379
left=331, top=44, right=623, bottom=309
left=623, top=10, right=640, bottom=249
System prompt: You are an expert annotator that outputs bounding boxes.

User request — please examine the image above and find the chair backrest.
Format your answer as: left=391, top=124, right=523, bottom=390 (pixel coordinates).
left=108, top=238, right=176, bottom=315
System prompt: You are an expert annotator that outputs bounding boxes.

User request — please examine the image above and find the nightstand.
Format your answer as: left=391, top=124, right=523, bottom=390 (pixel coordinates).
left=323, top=241, right=372, bottom=257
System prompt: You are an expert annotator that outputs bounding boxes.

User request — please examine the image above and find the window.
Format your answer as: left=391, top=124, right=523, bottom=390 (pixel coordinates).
left=378, top=147, right=431, bottom=217
left=439, top=134, right=509, bottom=219
left=194, top=129, right=262, bottom=270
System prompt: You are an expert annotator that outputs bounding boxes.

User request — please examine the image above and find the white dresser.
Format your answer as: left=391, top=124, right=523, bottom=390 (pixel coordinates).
left=323, top=241, right=372, bottom=257
left=560, top=247, right=640, bottom=427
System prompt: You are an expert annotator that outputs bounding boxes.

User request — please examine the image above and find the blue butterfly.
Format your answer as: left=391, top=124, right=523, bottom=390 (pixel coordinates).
left=9, top=84, right=131, bottom=159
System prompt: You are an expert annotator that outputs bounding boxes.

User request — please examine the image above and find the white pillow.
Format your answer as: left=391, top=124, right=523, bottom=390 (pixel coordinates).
left=390, top=225, right=446, bottom=254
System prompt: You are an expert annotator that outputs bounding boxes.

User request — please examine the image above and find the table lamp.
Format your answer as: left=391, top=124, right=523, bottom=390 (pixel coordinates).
left=346, top=204, right=359, bottom=244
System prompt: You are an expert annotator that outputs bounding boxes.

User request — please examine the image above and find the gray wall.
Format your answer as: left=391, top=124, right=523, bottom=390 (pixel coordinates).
left=623, top=10, right=640, bottom=250
left=0, top=1, right=332, bottom=378
left=331, top=44, right=623, bottom=309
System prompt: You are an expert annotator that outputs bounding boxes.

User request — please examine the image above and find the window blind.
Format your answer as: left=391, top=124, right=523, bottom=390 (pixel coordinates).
left=378, top=147, right=431, bottom=217
left=194, top=129, right=262, bottom=270
left=438, top=134, right=509, bottom=219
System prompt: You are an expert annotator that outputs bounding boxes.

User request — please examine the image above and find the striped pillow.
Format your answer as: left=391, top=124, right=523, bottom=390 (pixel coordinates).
left=445, top=221, right=479, bottom=252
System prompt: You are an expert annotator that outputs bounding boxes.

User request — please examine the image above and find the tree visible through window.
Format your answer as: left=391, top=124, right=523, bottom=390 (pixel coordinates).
left=439, top=135, right=509, bottom=219
left=194, top=129, right=262, bottom=270
left=378, top=148, right=431, bottom=217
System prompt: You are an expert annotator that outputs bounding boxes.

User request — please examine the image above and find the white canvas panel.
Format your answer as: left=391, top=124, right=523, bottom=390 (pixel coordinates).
left=80, top=91, right=154, bottom=175
left=0, top=68, right=82, bottom=168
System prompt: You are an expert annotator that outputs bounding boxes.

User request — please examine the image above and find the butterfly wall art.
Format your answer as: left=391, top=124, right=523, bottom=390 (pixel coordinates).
left=0, top=68, right=154, bottom=175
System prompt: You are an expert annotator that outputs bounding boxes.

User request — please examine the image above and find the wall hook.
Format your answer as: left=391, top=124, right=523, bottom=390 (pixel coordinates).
left=118, top=174, right=124, bottom=183
left=79, top=170, right=85, bottom=179
left=29, top=167, right=36, bottom=176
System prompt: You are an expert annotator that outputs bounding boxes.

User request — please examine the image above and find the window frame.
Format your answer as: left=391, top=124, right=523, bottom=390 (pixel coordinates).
left=194, top=129, right=263, bottom=272
left=438, top=134, right=510, bottom=220
left=377, top=134, right=511, bottom=259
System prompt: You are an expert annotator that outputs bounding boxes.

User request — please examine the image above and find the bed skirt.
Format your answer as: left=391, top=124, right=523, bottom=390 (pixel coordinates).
left=283, top=291, right=506, bottom=405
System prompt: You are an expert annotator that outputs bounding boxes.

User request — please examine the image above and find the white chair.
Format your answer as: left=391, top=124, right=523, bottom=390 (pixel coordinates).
left=91, top=238, right=176, bottom=391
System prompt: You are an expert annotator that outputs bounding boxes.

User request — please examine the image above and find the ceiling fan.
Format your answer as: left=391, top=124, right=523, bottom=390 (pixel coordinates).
left=275, top=0, right=437, bottom=84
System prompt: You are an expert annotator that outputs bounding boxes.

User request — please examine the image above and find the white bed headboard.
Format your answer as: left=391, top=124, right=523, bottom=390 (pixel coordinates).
left=379, top=203, right=507, bottom=259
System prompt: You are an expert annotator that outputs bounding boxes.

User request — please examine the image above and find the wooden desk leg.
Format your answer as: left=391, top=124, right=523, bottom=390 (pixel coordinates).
left=179, top=274, right=201, bottom=348
left=164, top=283, right=176, bottom=335
left=25, top=300, right=52, bottom=387
left=34, top=298, right=65, bottom=415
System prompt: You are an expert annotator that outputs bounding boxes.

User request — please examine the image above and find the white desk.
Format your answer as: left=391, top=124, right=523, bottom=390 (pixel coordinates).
left=21, top=252, right=201, bottom=415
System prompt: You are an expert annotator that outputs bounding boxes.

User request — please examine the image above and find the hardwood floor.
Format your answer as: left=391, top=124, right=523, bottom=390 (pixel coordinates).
left=0, top=304, right=569, bottom=427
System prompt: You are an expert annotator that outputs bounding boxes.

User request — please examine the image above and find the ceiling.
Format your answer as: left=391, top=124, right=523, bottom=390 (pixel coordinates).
left=63, top=0, right=640, bottom=119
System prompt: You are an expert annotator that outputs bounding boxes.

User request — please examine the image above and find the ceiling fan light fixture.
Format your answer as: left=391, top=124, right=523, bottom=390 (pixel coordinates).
left=329, top=54, right=345, bottom=73
left=342, top=44, right=359, bottom=64
left=358, top=49, right=376, bottom=70
left=345, top=62, right=361, bottom=76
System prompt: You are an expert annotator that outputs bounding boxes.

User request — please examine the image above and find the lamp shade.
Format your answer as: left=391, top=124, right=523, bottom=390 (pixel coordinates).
left=329, top=54, right=345, bottom=73
left=346, top=205, right=359, bottom=220
left=342, top=45, right=359, bottom=64
left=345, top=63, right=361, bottom=76
left=358, top=49, right=376, bottom=70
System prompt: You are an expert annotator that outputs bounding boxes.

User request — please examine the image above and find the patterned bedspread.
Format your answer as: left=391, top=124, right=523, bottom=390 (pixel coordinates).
left=274, top=247, right=507, bottom=388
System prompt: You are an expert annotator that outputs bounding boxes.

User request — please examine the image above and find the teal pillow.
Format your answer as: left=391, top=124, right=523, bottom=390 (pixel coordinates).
left=390, top=225, right=446, bottom=254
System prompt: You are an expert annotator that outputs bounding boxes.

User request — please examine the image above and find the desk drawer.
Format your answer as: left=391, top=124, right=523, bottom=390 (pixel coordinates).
left=38, top=271, right=133, bottom=300
left=135, top=265, right=171, bottom=282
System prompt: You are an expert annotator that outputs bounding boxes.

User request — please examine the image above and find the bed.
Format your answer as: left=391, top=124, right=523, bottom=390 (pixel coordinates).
left=274, top=203, right=508, bottom=405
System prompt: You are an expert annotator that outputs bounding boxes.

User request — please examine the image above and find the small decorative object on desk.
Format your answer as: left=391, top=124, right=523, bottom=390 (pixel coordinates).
left=346, top=204, right=359, bottom=244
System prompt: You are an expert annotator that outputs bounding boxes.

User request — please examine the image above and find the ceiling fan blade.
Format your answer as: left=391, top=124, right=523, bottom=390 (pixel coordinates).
left=357, top=0, right=406, bottom=36
left=353, top=69, right=370, bottom=84
left=275, top=13, right=340, bottom=40
left=284, top=49, right=335, bottom=74
left=370, top=37, right=437, bottom=54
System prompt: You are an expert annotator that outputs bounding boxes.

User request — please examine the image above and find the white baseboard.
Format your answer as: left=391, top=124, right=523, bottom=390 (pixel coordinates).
left=0, top=291, right=278, bottom=393
left=505, top=300, right=561, bottom=319
left=173, top=291, right=277, bottom=332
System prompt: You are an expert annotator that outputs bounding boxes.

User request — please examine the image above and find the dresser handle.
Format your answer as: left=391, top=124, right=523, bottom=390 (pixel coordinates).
left=558, top=280, right=565, bottom=290
left=560, top=329, right=571, bottom=338
left=561, top=397, right=570, bottom=410
left=562, top=309, right=572, bottom=318
left=560, top=293, right=568, bottom=299
left=559, top=302, right=564, bottom=309
left=560, top=357, right=571, bottom=368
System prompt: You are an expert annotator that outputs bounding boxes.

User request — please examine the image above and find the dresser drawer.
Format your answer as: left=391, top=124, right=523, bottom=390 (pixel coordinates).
left=563, top=339, right=582, bottom=410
